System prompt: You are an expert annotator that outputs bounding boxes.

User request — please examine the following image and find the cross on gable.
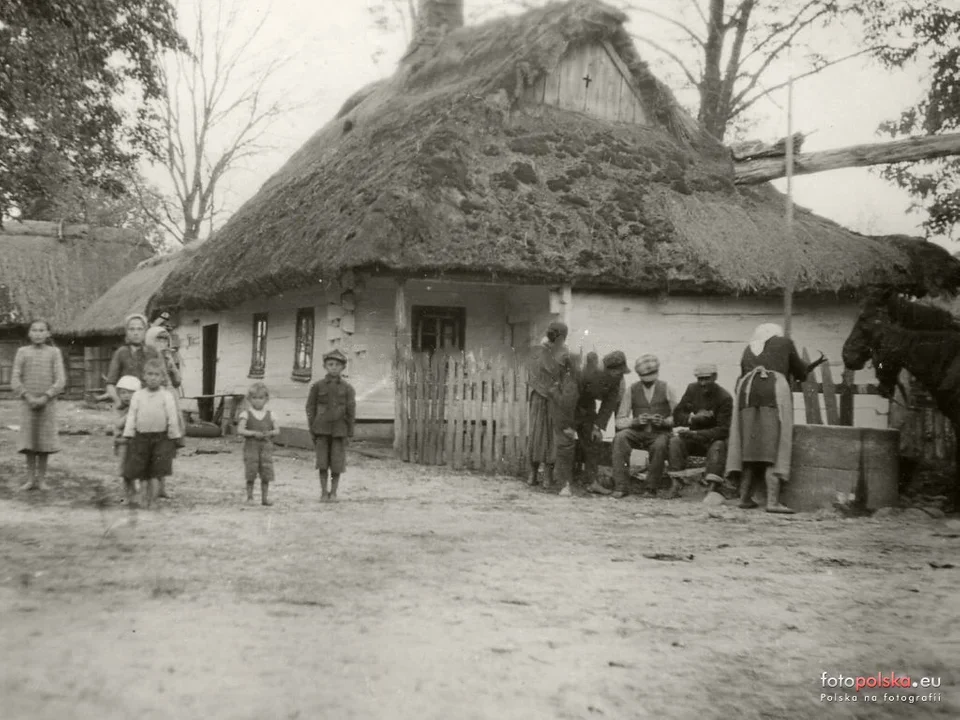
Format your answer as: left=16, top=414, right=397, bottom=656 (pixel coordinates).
left=583, top=73, right=593, bottom=89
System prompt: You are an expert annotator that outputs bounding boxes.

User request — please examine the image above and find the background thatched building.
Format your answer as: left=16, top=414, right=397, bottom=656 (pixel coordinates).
left=150, top=0, right=960, bottom=441
left=62, top=250, right=192, bottom=393
left=1, top=220, right=153, bottom=398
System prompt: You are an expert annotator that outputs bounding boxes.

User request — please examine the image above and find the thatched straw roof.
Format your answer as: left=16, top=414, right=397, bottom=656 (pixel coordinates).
left=63, top=248, right=191, bottom=337
left=152, top=0, right=960, bottom=312
left=1, top=220, right=154, bottom=332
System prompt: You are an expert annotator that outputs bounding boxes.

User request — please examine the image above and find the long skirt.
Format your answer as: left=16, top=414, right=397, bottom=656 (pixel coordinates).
left=526, top=391, right=555, bottom=464
left=738, top=406, right=780, bottom=464
left=18, top=399, right=60, bottom=454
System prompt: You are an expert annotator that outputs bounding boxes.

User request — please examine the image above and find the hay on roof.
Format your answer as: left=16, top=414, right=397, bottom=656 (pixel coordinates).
left=1, top=220, right=153, bottom=330
left=152, top=0, right=960, bottom=312
left=63, top=250, right=188, bottom=337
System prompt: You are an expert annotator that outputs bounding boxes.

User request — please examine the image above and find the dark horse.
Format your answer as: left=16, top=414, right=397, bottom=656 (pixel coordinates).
left=841, top=290, right=960, bottom=511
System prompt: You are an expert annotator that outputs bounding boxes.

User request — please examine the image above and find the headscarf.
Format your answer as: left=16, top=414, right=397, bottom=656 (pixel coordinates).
left=749, top=323, right=783, bottom=355
left=124, top=314, right=149, bottom=345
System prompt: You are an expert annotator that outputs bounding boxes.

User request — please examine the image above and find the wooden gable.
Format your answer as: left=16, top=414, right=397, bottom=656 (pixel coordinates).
left=523, top=40, right=649, bottom=125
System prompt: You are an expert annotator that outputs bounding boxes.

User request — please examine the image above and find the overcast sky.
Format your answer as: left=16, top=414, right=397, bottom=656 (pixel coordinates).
left=144, top=0, right=959, bottom=256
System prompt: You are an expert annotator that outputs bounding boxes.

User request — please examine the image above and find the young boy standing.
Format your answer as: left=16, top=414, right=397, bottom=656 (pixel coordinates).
left=122, top=359, right=182, bottom=509
left=305, top=349, right=356, bottom=503
left=237, top=382, right=280, bottom=506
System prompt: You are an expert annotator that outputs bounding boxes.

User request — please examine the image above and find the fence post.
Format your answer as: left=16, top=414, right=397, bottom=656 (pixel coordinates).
left=839, top=370, right=855, bottom=426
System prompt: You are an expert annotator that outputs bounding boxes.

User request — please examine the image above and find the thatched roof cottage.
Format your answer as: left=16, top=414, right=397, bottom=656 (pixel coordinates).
left=60, top=249, right=196, bottom=394
left=150, top=0, right=960, bottom=439
left=1, top=220, right=153, bottom=397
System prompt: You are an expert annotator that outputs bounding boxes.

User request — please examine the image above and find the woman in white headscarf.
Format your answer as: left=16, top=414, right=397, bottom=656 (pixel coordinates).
left=725, top=323, right=815, bottom=514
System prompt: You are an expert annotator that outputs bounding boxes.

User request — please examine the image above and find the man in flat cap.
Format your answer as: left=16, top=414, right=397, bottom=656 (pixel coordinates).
left=577, top=350, right=629, bottom=495
left=668, top=363, right=733, bottom=498
left=610, top=354, right=679, bottom=498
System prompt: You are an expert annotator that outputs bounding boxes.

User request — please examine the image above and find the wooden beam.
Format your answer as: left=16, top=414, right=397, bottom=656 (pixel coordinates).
left=734, top=131, right=960, bottom=185
left=394, top=279, right=409, bottom=456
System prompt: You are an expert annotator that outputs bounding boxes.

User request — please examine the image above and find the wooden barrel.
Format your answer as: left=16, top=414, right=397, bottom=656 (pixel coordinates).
left=770, top=426, right=900, bottom=512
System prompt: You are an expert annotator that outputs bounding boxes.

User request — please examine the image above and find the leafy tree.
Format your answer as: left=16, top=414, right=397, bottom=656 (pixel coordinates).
left=0, top=0, right=187, bottom=220
left=866, top=1, right=960, bottom=238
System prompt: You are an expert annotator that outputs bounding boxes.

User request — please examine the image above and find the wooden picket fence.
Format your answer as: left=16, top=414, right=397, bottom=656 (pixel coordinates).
left=395, top=347, right=890, bottom=475
left=395, top=351, right=530, bottom=474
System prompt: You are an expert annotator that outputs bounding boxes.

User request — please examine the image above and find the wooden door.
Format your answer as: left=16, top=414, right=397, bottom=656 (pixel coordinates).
left=200, top=324, right=219, bottom=421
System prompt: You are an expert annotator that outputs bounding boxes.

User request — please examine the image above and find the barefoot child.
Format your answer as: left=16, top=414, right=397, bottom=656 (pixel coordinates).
left=305, top=349, right=356, bottom=502
left=11, top=320, right=67, bottom=491
left=122, top=359, right=182, bottom=509
left=113, top=375, right=142, bottom=506
left=237, top=382, right=280, bottom=506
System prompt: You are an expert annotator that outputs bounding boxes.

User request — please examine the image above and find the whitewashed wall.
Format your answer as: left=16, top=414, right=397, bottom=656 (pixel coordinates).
left=566, top=293, right=889, bottom=433
left=176, top=277, right=539, bottom=426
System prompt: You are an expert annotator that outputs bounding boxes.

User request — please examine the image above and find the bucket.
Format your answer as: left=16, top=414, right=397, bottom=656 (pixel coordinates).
left=766, top=425, right=900, bottom=512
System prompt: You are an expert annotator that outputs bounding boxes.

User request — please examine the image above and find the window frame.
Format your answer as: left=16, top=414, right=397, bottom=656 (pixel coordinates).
left=291, top=307, right=315, bottom=382
left=411, top=305, right=466, bottom=353
left=248, top=312, right=268, bottom=378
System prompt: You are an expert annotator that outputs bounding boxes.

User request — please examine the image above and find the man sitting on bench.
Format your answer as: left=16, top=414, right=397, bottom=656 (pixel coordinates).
left=667, top=364, right=733, bottom=498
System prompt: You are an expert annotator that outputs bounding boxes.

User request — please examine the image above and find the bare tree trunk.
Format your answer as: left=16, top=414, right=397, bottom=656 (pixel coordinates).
left=734, top=132, right=960, bottom=185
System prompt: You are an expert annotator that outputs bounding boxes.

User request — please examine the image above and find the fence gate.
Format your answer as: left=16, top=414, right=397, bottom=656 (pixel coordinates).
left=396, top=351, right=530, bottom=475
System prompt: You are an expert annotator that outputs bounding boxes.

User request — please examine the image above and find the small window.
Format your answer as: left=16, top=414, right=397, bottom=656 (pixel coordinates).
left=412, top=306, right=466, bottom=353
left=249, top=313, right=268, bottom=378
left=292, top=307, right=315, bottom=381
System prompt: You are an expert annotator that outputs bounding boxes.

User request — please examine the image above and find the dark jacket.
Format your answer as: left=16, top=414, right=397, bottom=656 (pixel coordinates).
left=673, top=382, right=733, bottom=443
left=306, top=375, right=356, bottom=437
left=549, top=368, right=581, bottom=432
left=575, top=366, right=624, bottom=430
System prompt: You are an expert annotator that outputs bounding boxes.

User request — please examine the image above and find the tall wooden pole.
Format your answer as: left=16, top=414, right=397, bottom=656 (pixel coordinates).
left=783, top=51, right=795, bottom=338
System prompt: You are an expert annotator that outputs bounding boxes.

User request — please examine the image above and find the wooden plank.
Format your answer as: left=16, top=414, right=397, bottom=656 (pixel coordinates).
left=485, top=361, right=497, bottom=472
left=500, top=364, right=512, bottom=473
left=800, top=348, right=823, bottom=424
left=600, top=40, right=649, bottom=119
left=393, top=280, right=408, bottom=455
left=425, top=352, right=440, bottom=465
left=819, top=362, right=840, bottom=425
left=437, top=353, right=448, bottom=465
left=453, top=356, right=465, bottom=469
left=518, top=359, right=529, bottom=474
left=471, top=358, right=484, bottom=470
left=443, top=355, right=456, bottom=466
left=416, top=353, right=428, bottom=464
left=839, top=369, right=855, bottom=426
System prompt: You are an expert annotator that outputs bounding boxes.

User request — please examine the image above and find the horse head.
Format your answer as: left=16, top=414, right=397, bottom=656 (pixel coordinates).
left=842, top=290, right=891, bottom=371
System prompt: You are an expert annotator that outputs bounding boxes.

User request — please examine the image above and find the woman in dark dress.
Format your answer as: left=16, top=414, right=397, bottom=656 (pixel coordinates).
left=725, top=323, right=814, bottom=514
left=526, top=321, right=569, bottom=488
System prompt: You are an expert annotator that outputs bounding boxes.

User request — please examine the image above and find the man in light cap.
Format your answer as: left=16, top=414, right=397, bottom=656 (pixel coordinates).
left=668, top=363, right=733, bottom=498
left=610, top=354, right=679, bottom=498
left=576, top=349, right=629, bottom=495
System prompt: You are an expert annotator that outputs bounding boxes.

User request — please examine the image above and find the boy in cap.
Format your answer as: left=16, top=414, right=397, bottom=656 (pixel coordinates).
left=610, top=354, right=679, bottom=498
left=578, top=350, right=629, bottom=495
left=306, top=348, right=356, bottom=502
left=668, top=363, right=733, bottom=498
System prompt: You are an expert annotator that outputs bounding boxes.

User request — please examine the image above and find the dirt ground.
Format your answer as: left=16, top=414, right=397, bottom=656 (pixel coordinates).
left=0, top=401, right=958, bottom=720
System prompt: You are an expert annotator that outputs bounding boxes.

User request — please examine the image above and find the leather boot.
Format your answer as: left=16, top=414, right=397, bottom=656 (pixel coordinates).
left=330, top=474, right=340, bottom=501
left=261, top=483, right=273, bottom=506
left=319, top=471, right=330, bottom=502
left=665, top=475, right=683, bottom=499
left=738, top=469, right=758, bottom=509
left=765, top=470, right=795, bottom=514
left=157, top=478, right=171, bottom=499
left=527, top=462, right=541, bottom=486
left=246, top=482, right=255, bottom=502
